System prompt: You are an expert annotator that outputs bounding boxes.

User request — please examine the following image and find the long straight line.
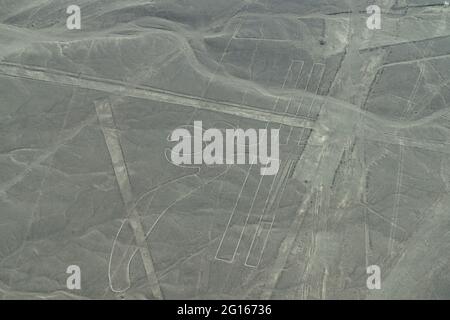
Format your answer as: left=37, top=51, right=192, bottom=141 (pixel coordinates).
left=95, top=100, right=163, bottom=299
left=0, top=62, right=315, bottom=129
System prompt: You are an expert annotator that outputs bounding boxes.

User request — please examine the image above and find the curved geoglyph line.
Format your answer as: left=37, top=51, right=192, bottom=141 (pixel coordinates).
left=100, top=102, right=233, bottom=294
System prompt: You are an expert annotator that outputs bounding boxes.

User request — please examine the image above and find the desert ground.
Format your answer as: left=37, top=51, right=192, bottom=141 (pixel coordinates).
left=0, top=0, right=450, bottom=299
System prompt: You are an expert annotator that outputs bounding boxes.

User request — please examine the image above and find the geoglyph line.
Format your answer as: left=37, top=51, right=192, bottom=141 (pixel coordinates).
left=296, top=63, right=326, bottom=146
left=214, top=59, right=305, bottom=265
left=0, top=62, right=315, bottom=129
left=287, top=62, right=325, bottom=143
left=95, top=100, right=163, bottom=299
left=245, top=159, right=293, bottom=268
left=214, top=59, right=296, bottom=263
left=387, top=61, right=424, bottom=257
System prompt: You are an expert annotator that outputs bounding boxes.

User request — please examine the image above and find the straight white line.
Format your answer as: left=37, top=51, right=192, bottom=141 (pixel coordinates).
left=388, top=145, right=404, bottom=257
left=244, top=160, right=292, bottom=267
left=245, top=61, right=319, bottom=267
left=244, top=169, right=282, bottom=267
left=297, top=63, right=325, bottom=146
left=387, top=61, right=423, bottom=257
left=202, top=11, right=249, bottom=98
left=0, top=62, right=316, bottom=129
left=402, top=63, right=423, bottom=119
left=214, top=60, right=296, bottom=264
left=96, top=100, right=163, bottom=299
left=287, top=62, right=322, bottom=142
left=214, top=163, right=255, bottom=262
left=252, top=160, right=294, bottom=268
